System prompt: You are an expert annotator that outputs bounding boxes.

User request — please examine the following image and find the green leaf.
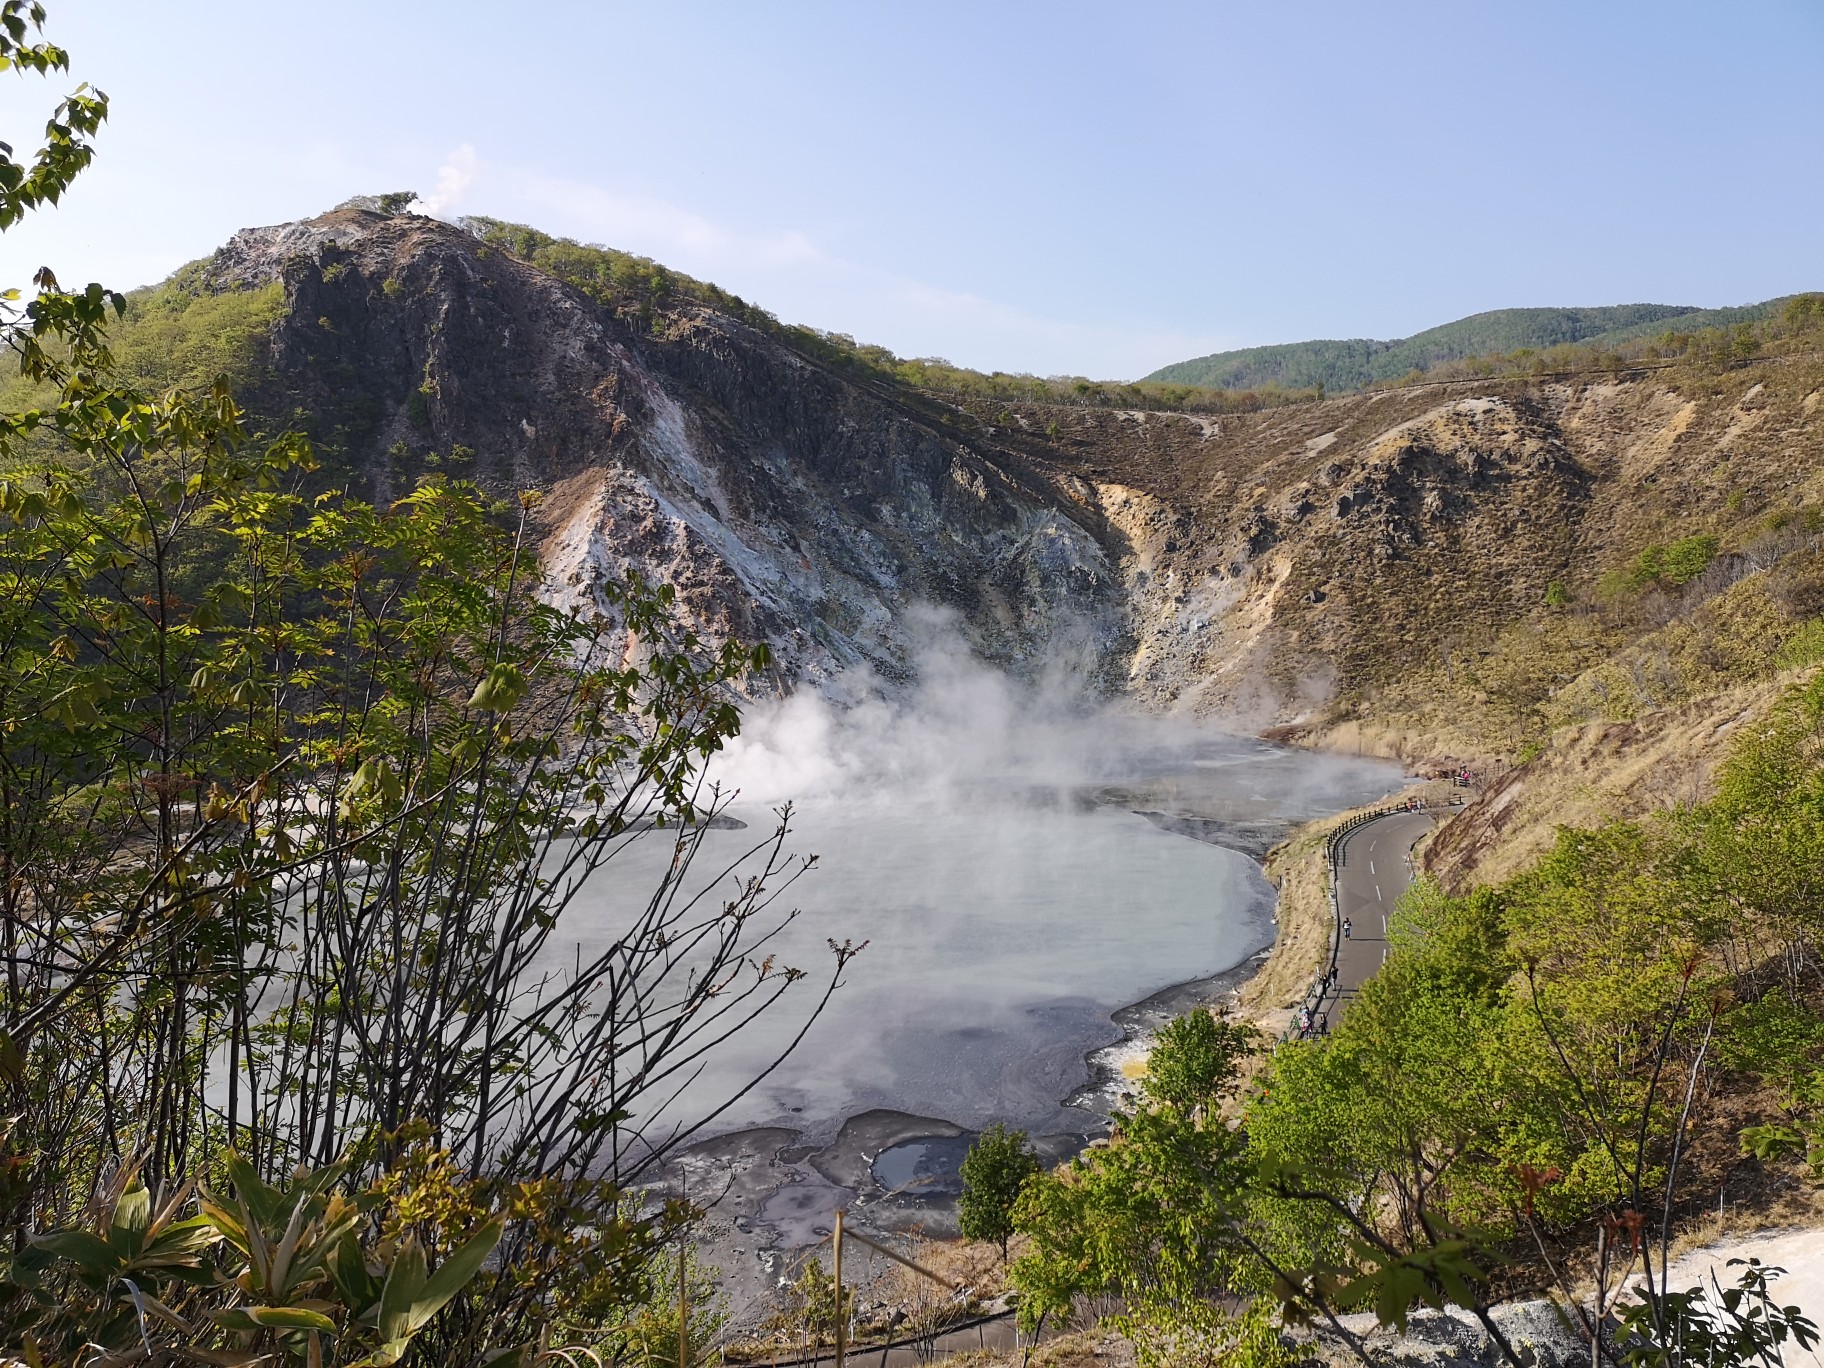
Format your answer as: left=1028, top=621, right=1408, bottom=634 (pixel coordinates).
left=214, top=1305, right=337, bottom=1332
left=467, top=661, right=525, bottom=712
left=574, top=1108, right=632, bottom=1136
left=29, top=1228, right=118, bottom=1274
left=1740, top=1123, right=1805, bottom=1162
left=329, top=1230, right=382, bottom=1315
left=109, top=1183, right=151, bottom=1259
left=214, top=582, right=252, bottom=618
left=223, top=1149, right=282, bottom=1229
left=344, top=1339, right=411, bottom=1368
left=409, top=1218, right=501, bottom=1329
left=375, top=1238, right=428, bottom=1344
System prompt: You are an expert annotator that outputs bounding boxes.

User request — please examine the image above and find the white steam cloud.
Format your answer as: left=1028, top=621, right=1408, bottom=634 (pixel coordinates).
left=416, top=144, right=480, bottom=219
left=568, top=613, right=1405, bottom=1139
left=706, top=611, right=1395, bottom=821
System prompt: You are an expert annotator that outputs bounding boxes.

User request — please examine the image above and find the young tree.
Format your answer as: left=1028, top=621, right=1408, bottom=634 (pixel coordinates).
left=1142, top=1009, right=1258, bottom=1113
left=958, top=1122, right=1040, bottom=1259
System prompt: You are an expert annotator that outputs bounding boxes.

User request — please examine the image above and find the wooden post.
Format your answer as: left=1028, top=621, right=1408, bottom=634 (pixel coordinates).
left=835, top=1226, right=959, bottom=1289
left=833, top=1208, right=846, bottom=1368
left=678, top=1236, right=688, bottom=1368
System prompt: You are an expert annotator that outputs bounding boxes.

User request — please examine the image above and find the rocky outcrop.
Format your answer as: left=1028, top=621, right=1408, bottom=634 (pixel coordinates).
left=204, top=209, right=1127, bottom=690
left=1031, top=394, right=1596, bottom=725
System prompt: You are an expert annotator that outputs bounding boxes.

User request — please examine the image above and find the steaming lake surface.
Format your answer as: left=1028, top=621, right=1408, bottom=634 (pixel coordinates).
left=561, top=731, right=1403, bottom=1144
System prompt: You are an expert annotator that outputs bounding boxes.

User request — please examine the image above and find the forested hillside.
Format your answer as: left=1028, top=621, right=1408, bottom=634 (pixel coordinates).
left=1146, top=299, right=1790, bottom=393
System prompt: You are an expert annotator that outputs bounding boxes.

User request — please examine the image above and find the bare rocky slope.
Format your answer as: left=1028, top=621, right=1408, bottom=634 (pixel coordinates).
left=206, top=210, right=1126, bottom=693
left=193, top=209, right=1824, bottom=766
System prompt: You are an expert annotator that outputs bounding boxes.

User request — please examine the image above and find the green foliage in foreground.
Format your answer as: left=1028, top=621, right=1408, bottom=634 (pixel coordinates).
left=19, top=1152, right=505, bottom=1364
left=1006, top=673, right=1824, bottom=1367
left=0, top=6, right=844, bottom=1363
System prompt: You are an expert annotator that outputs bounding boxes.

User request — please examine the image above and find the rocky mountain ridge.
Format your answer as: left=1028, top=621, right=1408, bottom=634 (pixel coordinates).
left=175, top=210, right=1824, bottom=766
left=206, top=210, right=1126, bottom=692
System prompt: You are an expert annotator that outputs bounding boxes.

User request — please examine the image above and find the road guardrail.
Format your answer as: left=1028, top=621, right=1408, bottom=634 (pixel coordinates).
left=1287, top=797, right=1463, bottom=1040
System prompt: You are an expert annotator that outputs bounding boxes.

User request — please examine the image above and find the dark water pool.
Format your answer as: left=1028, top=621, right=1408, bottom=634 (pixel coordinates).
left=871, top=1134, right=977, bottom=1197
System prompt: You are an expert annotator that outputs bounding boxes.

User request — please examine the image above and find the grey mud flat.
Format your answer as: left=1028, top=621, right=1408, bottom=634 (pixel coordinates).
left=660, top=942, right=1270, bottom=1332
left=659, top=1110, right=1091, bottom=1333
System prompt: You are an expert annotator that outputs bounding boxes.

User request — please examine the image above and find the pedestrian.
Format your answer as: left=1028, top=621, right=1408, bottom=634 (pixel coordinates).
left=1342, top=917, right=1353, bottom=940
left=1297, top=1006, right=1311, bottom=1035
left=1318, top=1012, right=1329, bottom=1036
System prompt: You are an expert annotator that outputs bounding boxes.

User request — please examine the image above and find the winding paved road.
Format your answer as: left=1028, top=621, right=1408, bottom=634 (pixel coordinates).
left=1309, top=809, right=1436, bottom=1031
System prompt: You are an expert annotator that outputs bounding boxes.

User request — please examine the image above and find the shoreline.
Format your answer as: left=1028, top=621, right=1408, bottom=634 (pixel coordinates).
left=661, top=766, right=1436, bottom=1329
left=1069, top=948, right=1273, bottom=1111
left=1086, top=776, right=1455, bottom=1071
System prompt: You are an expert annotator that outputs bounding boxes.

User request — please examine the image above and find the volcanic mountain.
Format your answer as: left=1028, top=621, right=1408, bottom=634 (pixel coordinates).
left=80, top=206, right=1824, bottom=780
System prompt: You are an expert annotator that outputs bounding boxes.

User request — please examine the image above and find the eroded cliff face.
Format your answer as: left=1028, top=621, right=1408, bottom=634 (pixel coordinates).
left=959, top=362, right=1824, bottom=758
left=202, top=210, right=1824, bottom=750
left=207, top=210, right=1127, bottom=692
left=1059, top=394, right=1592, bottom=722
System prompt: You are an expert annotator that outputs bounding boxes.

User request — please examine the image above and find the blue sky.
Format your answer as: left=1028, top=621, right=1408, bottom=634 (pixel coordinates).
left=1, top=1, right=1820, bottom=379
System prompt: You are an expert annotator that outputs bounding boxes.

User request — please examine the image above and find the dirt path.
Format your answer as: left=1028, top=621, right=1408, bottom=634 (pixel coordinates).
left=1658, top=1227, right=1824, bottom=1365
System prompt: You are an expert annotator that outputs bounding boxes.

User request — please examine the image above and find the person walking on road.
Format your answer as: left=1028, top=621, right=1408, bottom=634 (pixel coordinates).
left=1342, top=917, right=1353, bottom=940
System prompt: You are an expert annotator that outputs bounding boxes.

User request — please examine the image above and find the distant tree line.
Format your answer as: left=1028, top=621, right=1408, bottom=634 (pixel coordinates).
left=1147, top=299, right=1806, bottom=395
left=1386, top=294, right=1823, bottom=389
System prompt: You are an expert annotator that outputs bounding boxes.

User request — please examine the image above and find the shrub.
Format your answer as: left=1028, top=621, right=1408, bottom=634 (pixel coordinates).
left=959, top=1123, right=1041, bottom=1258
left=1141, top=1009, right=1258, bottom=1112
left=1606, top=534, right=1721, bottom=598
left=1783, top=293, right=1824, bottom=332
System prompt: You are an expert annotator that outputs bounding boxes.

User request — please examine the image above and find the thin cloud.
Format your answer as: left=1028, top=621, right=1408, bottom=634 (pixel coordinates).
left=514, top=173, right=822, bottom=268
left=433, top=149, right=1231, bottom=380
